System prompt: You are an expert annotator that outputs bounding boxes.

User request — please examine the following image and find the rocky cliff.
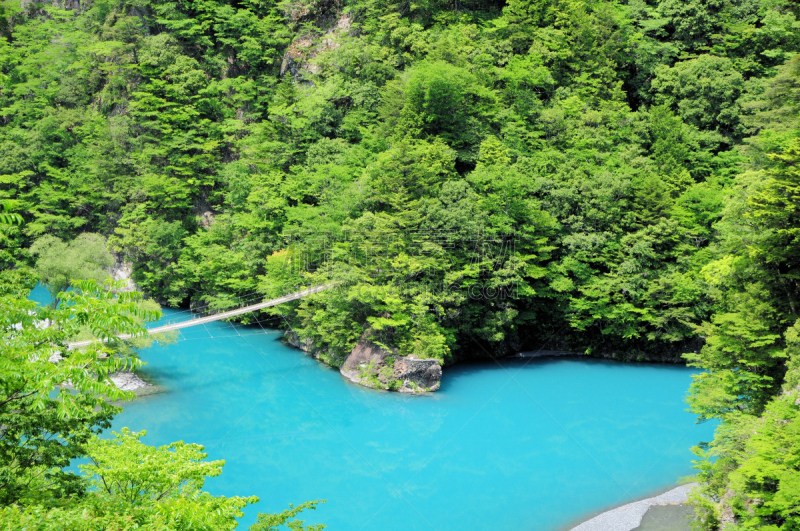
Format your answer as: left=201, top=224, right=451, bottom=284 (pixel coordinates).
left=285, top=332, right=442, bottom=394
left=340, top=340, right=441, bottom=394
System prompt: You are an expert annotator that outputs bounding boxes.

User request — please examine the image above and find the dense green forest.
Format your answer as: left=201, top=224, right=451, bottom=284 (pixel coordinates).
left=2, top=0, right=800, bottom=528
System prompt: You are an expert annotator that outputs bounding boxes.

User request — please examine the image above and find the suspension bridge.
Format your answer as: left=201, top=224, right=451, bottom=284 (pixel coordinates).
left=67, top=284, right=332, bottom=350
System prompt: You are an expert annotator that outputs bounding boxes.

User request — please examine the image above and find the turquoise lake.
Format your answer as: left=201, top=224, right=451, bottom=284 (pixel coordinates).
left=32, top=286, right=716, bottom=530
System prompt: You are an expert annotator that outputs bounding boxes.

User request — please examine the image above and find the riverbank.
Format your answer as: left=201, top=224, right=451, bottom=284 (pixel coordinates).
left=568, top=483, right=697, bottom=531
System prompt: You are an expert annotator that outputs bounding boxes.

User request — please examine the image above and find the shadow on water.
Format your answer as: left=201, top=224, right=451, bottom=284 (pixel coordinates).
left=440, top=355, right=693, bottom=392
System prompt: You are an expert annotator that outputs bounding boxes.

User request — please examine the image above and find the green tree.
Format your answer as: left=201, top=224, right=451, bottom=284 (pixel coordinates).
left=652, top=55, right=744, bottom=136
left=0, top=425, right=324, bottom=530
left=656, top=0, right=725, bottom=49
left=684, top=305, right=784, bottom=420
left=0, top=278, right=156, bottom=506
left=690, top=392, right=800, bottom=530
left=29, top=233, right=113, bottom=306
left=379, top=61, right=496, bottom=162
left=747, top=139, right=800, bottom=295
left=72, top=428, right=259, bottom=530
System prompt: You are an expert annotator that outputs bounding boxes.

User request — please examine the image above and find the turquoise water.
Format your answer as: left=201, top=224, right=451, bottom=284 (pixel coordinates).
left=108, top=307, right=714, bottom=531
left=30, top=282, right=714, bottom=530
left=29, top=283, right=53, bottom=306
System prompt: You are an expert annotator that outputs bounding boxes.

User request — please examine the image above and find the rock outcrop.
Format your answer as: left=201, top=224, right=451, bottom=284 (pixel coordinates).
left=110, top=257, right=138, bottom=293
left=110, top=371, right=152, bottom=392
left=284, top=331, right=442, bottom=394
left=284, top=330, right=343, bottom=367
left=280, top=1, right=353, bottom=80
left=391, top=357, right=442, bottom=391
left=718, top=489, right=738, bottom=530
left=341, top=339, right=391, bottom=371
left=340, top=340, right=442, bottom=394
left=285, top=330, right=317, bottom=355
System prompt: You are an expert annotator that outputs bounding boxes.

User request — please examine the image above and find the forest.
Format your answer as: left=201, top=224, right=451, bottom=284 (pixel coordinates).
left=1, top=0, right=800, bottom=528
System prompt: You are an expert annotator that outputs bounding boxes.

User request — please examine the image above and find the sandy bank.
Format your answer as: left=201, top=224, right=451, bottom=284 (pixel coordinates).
left=569, top=483, right=696, bottom=531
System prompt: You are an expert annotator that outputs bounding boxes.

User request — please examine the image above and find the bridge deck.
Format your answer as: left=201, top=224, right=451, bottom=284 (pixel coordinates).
left=67, top=284, right=330, bottom=349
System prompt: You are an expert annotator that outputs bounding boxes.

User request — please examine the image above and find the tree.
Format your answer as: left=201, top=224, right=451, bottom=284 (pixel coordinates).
left=250, top=501, right=326, bottom=531
left=656, top=0, right=725, bottom=49
left=690, top=392, right=800, bottom=530
left=0, top=279, right=156, bottom=506
left=379, top=61, right=496, bottom=163
left=746, top=139, right=800, bottom=295
left=0, top=425, right=324, bottom=530
left=684, top=306, right=784, bottom=420
left=29, top=233, right=114, bottom=306
left=652, top=55, right=744, bottom=136
left=75, top=428, right=258, bottom=530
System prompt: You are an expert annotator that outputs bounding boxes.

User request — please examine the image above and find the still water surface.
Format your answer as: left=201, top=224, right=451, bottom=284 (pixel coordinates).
left=35, top=283, right=714, bottom=530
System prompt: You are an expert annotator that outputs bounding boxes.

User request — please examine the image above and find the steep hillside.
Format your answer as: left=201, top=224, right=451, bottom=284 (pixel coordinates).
left=3, top=1, right=800, bottom=524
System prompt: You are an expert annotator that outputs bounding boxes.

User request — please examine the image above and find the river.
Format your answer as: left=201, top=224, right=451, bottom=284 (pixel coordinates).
left=29, top=283, right=714, bottom=530
left=96, top=306, right=716, bottom=530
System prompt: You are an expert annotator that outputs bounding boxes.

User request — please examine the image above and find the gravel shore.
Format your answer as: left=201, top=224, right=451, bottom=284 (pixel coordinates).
left=569, top=484, right=696, bottom=531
